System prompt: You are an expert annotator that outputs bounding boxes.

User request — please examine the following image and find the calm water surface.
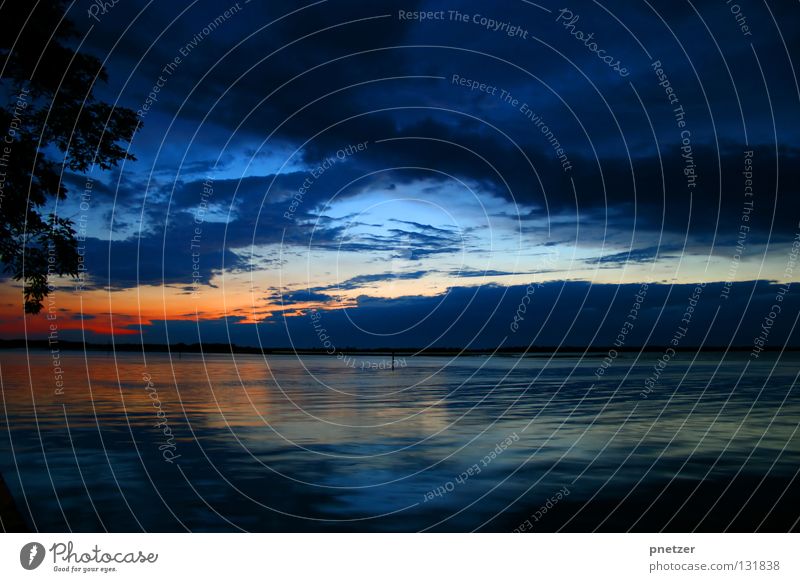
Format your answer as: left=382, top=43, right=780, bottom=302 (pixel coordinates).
left=1, top=351, right=798, bottom=531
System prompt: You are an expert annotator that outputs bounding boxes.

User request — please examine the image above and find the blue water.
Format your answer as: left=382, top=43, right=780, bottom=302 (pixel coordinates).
left=1, top=350, right=798, bottom=531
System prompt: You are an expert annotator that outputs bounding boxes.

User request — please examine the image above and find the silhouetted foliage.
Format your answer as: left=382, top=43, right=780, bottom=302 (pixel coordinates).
left=0, top=1, right=139, bottom=313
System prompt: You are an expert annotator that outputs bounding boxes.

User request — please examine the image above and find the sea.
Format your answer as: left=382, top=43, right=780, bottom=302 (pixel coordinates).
left=1, top=350, right=798, bottom=532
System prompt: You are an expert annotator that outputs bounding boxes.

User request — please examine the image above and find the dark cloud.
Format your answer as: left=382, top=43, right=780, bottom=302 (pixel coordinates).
left=63, top=0, right=799, bottom=249
left=322, top=270, right=431, bottom=291
left=70, top=313, right=96, bottom=320
left=78, top=218, right=248, bottom=289
left=452, top=269, right=540, bottom=278
left=121, top=280, right=800, bottom=349
left=278, top=289, right=335, bottom=305
left=586, top=245, right=681, bottom=267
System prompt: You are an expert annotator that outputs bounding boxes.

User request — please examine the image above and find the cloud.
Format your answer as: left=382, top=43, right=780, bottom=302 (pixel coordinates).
left=112, top=280, right=800, bottom=349
left=78, top=218, right=249, bottom=289
left=278, top=289, right=335, bottom=304
left=70, top=313, right=96, bottom=320
left=450, top=269, right=539, bottom=278
left=322, top=270, right=430, bottom=291
left=586, top=245, right=681, bottom=267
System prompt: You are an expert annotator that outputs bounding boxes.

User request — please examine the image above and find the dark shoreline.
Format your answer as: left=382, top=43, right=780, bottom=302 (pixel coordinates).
left=0, top=471, right=28, bottom=532
left=1, top=339, right=796, bottom=357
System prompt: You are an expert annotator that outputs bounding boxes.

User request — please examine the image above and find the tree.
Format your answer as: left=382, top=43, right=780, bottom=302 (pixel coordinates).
left=0, top=1, right=139, bottom=314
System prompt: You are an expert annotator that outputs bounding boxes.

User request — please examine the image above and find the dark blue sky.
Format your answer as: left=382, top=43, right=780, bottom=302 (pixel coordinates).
left=3, top=0, right=799, bottom=349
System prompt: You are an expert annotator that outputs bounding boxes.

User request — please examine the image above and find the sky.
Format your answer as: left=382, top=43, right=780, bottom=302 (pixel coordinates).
left=2, top=0, right=800, bottom=349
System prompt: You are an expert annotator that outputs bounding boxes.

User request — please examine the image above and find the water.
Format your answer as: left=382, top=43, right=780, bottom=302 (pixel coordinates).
left=1, top=350, right=798, bottom=531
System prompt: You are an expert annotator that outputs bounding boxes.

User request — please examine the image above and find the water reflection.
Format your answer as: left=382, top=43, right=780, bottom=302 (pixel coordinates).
left=1, top=351, right=798, bottom=531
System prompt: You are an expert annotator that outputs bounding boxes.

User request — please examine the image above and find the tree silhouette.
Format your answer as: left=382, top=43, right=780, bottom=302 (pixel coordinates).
left=0, top=2, right=139, bottom=313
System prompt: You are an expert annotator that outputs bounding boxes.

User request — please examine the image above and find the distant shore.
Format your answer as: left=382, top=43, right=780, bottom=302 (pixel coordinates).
left=0, top=339, right=796, bottom=356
